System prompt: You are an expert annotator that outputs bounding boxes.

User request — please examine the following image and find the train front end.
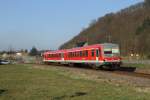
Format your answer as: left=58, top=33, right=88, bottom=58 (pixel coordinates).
left=101, top=43, right=122, bottom=67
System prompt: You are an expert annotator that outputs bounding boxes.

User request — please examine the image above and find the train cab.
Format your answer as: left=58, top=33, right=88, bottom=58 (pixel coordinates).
left=101, top=43, right=121, bottom=67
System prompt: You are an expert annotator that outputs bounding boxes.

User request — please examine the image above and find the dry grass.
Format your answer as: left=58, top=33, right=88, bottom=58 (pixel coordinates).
left=0, top=64, right=150, bottom=100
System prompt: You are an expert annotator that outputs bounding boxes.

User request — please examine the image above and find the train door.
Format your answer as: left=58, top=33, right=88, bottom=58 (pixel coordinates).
left=61, top=53, right=64, bottom=61
left=96, top=49, right=99, bottom=61
left=91, top=49, right=95, bottom=60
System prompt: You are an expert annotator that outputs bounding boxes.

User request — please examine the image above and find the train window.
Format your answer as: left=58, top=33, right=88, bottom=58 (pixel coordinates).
left=75, top=52, right=78, bottom=57
left=80, top=51, right=82, bottom=57
left=61, top=53, right=64, bottom=58
left=72, top=52, right=74, bottom=57
left=69, top=52, right=71, bottom=57
left=83, top=51, right=86, bottom=57
left=69, top=52, right=71, bottom=58
left=104, top=51, right=112, bottom=54
left=84, top=51, right=86, bottom=57
left=85, top=50, right=88, bottom=57
left=99, top=49, right=101, bottom=56
left=77, top=51, right=79, bottom=57
left=96, top=49, right=99, bottom=57
left=82, top=51, right=84, bottom=57
left=91, top=49, right=95, bottom=57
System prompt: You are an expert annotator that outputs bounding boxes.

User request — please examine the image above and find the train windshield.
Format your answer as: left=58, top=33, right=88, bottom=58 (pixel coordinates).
left=103, top=44, right=120, bottom=57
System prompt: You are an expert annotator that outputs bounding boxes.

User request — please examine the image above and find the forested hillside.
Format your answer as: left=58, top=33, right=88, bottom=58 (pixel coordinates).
left=60, top=0, right=150, bottom=57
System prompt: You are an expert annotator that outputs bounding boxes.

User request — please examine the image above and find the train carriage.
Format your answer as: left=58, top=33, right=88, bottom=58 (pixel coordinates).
left=43, top=43, right=122, bottom=69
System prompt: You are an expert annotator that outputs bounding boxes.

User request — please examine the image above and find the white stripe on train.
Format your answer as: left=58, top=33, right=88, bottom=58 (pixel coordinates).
left=43, top=59, right=120, bottom=64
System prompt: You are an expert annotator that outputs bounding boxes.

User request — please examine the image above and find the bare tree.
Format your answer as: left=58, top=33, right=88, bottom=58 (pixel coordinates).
left=145, top=0, right=150, bottom=6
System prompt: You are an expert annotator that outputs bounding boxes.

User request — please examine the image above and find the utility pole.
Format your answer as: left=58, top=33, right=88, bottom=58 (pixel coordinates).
left=107, top=33, right=111, bottom=43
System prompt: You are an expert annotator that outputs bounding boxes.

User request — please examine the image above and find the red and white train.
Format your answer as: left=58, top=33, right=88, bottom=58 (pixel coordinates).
left=43, top=43, right=122, bottom=69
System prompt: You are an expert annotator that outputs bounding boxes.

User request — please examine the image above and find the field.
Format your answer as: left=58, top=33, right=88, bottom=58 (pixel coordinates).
left=0, top=64, right=150, bottom=100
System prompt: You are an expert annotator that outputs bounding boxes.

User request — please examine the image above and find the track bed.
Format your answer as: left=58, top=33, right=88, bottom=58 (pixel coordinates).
left=32, top=64, right=150, bottom=87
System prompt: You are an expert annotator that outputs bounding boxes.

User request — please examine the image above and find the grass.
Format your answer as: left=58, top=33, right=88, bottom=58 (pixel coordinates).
left=0, top=64, right=150, bottom=100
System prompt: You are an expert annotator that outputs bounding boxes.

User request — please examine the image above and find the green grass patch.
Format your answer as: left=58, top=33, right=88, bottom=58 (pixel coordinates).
left=0, top=64, right=150, bottom=100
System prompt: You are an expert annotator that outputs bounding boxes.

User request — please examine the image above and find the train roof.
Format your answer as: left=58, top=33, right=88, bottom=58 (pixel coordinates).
left=44, top=49, right=66, bottom=54
left=44, top=43, right=118, bottom=54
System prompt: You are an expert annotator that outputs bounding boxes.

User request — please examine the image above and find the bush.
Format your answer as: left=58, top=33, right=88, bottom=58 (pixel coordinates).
left=147, top=54, right=150, bottom=59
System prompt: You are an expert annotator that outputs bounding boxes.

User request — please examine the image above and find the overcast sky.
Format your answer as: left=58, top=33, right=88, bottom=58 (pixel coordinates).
left=0, top=0, right=144, bottom=51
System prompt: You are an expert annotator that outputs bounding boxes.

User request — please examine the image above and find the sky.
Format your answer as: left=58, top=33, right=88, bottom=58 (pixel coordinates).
left=0, top=0, right=144, bottom=51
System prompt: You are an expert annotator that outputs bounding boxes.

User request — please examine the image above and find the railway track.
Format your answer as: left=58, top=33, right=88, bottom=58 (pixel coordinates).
left=34, top=63, right=150, bottom=87
left=39, top=63, right=150, bottom=79
left=72, top=66, right=150, bottom=79
left=112, top=71, right=150, bottom=79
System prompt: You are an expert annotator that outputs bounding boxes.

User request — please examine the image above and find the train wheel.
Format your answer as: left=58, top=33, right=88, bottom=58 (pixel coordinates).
left=91, top=64, right=99, bottom=70
left=114, top=64, right=120, bottom=70
left=100, top=65, right=114, bottom=71
left=69, top=63, right=74, bottom=67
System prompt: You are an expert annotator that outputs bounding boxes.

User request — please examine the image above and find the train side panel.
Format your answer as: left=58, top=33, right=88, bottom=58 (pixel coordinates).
left=43, top=43, right=122, bottom=68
